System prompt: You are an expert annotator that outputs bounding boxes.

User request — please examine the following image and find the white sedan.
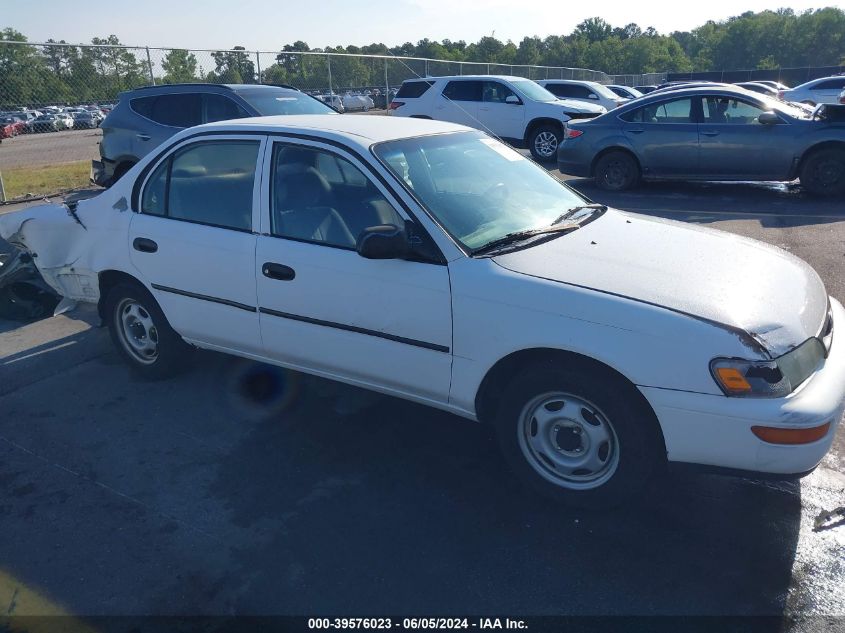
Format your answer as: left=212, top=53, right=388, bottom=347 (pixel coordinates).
left=1, top=115, right=842, bottom=505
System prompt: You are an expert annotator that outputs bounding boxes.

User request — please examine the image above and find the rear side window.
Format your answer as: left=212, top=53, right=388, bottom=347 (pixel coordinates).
left=621, top=98, right=694, bottom=123
left=442, top=80, right=482, bottom=102
left=545, top=83, right=594, bottom=99
left=396, top=81, right=435, bottom=98
left=130, top=93, right=202, bottom=128
left=814, top=78, right=845, bottom=90
left=141, top=140, right=260, bottom=231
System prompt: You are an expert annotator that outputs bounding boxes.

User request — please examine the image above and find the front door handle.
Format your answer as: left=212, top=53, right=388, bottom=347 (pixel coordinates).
left=701, top=130, right=720, bottom=137
left=262, top=262, right=296, bottom=281
left=132, top=237, right=158, bottom=253
left=627, top=128, right=645, bottom=134
left=136, top=133, right=151, bottom=141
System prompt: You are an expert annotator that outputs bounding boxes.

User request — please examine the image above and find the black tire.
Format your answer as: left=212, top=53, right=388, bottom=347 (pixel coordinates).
left=799, top=148, right=845, bottom=197
left=104, top=281, right=193, bottom=380
left=594, top=150, right=640, bottom=191
left=492, top=361, right=664, bottom=508
left=528, top=123, right=562, bottom=162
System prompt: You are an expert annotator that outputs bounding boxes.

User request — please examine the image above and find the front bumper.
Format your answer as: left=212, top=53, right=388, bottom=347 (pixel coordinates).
left=641, top=297, right=845, bottom=476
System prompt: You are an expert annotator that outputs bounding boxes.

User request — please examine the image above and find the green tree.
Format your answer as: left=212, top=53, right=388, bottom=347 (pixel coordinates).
left=161, top=49, right=198, bottom=83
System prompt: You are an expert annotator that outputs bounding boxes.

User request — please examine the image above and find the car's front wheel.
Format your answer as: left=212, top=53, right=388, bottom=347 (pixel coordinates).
left=594, top=150, right=640, bottom=191
left=800, top=148, right=845, bottom=196
left=493, top=362, right=663, bottom=507
left=105, top=282, right=193, bottom=379
left=528, top=124, right=562, bottom=162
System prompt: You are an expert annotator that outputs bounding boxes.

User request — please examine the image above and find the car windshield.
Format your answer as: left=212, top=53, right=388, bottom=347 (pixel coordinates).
left=373, top=131, right=597, bottom=252
left=510, top=80, right=557, bottom=102
left=756, top=94, right=812, bottom=119
left=235, top=88, right=337, bottom=115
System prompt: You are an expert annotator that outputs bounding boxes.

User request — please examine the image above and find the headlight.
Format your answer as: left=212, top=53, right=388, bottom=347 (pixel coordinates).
left=711, top=338, right=826, bottom=398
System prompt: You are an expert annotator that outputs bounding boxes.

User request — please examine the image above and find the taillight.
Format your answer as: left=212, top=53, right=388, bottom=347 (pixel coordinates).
left=564, top=128, right=583, bottom=139
left=777, top=90, right=785, bottom=100
left=388, top=101, right=404, bottom=110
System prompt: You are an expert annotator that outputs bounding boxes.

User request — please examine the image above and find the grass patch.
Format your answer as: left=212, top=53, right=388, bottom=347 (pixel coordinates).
left=1, top=160, right=90, bottom=200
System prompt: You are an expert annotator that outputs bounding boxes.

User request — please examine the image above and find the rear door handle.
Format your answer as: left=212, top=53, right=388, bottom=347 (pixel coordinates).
left=136, top=133, right=151, bottom=141
left=627, top=128, right=645, bottom=134
left=701, top=130, right=720, bottom=137
left=262, top=262, right=296, bottom=281
left=132, top=237, right=158, bottom=253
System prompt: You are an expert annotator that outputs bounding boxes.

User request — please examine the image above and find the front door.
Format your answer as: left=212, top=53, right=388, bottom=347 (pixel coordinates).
left=129, top=135, right=266, bottom=355
left=255, top=139, right=453, bottom=402
left=698, top=96, right=795, bottom=179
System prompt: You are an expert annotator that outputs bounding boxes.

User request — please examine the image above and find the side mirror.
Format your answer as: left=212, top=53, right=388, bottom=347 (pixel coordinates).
left=356, top=224, right=410, bottom=260
left=505, top=95, right=521, bottom=105
left=758, top=111, right=780, bottom=125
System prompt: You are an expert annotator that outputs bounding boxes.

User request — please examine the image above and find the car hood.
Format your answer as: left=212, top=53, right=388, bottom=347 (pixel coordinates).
left=546, top=99, right=606, bottom=114
left=492, top=210, right=828, bottom=357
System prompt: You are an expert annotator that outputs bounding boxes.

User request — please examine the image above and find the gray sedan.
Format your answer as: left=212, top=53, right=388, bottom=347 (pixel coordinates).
left=557, top=86, right=845, bottom=196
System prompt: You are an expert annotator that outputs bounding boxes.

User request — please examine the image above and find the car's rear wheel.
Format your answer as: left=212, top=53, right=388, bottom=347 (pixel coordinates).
left=528, top=124, right=561, bottom=162
left=594, top=150, right=640, bottom=191
left=800, top=148, right=845, bottom=196
left=105, top=282, right=193, bottom=380
left=493, top=362, right=663, bottom=507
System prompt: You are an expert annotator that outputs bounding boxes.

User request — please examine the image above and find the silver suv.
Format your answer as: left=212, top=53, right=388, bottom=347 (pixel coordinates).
left=93, top=83, right=336, bottom=186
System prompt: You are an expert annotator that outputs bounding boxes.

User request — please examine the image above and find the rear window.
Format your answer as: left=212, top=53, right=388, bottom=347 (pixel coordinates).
left=396, top=81, right=435, bottom=98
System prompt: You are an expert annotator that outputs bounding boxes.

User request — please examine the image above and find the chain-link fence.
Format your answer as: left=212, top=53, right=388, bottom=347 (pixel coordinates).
left=0, top=40, right=623, bottom=201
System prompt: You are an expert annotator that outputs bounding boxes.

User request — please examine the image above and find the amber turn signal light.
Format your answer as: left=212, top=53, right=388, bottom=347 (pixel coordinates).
left=751, top=422, right=831, bottom=445
left=714, top=367, right=752, bottom=393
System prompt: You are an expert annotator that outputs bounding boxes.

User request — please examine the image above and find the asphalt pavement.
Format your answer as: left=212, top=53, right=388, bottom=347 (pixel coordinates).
left=0, top=175, right=844, bottom=628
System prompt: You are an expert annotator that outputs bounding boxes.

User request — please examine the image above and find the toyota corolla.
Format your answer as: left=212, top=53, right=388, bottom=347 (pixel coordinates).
left=1, top=115, right=841, bottom=506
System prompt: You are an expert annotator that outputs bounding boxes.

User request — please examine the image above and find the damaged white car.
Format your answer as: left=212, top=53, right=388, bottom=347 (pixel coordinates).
left=1, top=114, right=842, bottom=505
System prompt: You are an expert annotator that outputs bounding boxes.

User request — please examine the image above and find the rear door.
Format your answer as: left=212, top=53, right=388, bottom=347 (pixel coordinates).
left=477, top=80, right=525, bottom=140
left=698, top=95, right=795, bottom=179
left=435, top=80, right=481, bottom=128
left=130, top=93, right=202, bottom=157
left=809, top=78, right=845, bottom=104
left=129, top=135, right=266, bottom=355
left=620, top=96, right=700, bottom=176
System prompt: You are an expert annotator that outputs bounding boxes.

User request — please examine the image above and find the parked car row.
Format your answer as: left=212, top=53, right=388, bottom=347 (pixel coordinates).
left=0, top=103, right=110, bottom=135
left=557, top=85, right=845, bottom=195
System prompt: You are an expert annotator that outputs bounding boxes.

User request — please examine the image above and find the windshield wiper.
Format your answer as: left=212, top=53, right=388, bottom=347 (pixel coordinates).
left=471, top=222, right=580, bottom=256
left=551, top=203, right=607, bottom=225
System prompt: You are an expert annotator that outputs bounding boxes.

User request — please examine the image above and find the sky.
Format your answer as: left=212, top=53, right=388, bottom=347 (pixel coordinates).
left=4, top=0, right=836, bottom=50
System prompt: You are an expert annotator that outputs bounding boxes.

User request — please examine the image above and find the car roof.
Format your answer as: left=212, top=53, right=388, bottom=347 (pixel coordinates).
left=403, top=75, right=530, bottom=82
left=188, top=114, right=470, bottom=148
left=538, top=79, right=600, bottom=85
left=620, top=85, right=767, bottom=106
left=120, top=83, right=299, bottom=98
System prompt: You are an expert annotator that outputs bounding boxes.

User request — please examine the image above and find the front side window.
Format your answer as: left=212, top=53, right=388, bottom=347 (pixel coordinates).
left=622, top=98, right=694, bottom=123
left=203, top=94, right=248, bottom=123
left=442, top=81, right=482, bottom=102
left=482, top=81, right=517, bottom=103
left=703, top=97, right=767, bottom=124
left=374, top=131, right=593, bottom=252
left=141, top=140, right=260, bottom=231
left=271, top=144, right=403, bottom=249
